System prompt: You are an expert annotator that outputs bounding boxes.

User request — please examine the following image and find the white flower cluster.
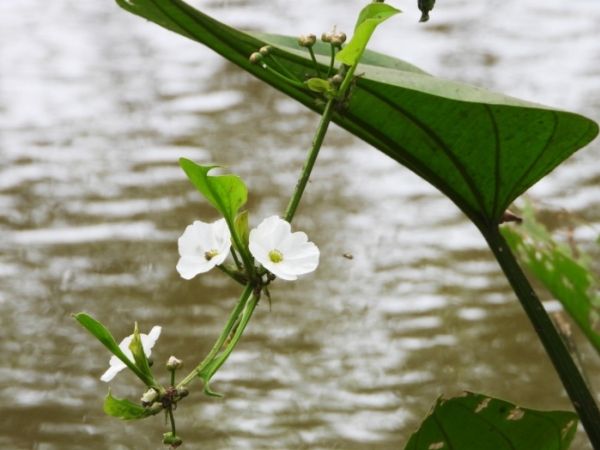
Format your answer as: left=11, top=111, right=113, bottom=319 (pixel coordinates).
left=177, top=215, right=319, bottom=281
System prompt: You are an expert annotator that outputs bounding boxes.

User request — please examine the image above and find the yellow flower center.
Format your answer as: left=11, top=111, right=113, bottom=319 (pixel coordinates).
left=269, top=249, right=284, bottom=263
left=204, top=249, right=219, bottom=261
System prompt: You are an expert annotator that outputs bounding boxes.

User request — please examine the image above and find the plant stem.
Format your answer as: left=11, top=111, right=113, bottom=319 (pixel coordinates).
left=308, top=47, right=322, bottom=78
left=177, top=283, right=253, bottom=389
left=484, top=225, right=600, bottom=448
left=284, top=99, right=336, bottom=223
left=168, top=406, right=177, bottom=437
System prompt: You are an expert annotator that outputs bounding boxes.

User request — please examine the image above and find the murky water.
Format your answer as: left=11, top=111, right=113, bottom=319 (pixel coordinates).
left=1, top=0, right=600, bottom=448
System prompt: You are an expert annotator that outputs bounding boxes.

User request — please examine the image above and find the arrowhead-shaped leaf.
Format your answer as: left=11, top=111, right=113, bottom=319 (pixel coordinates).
left=405, top=392, right=577, bottom=450
left=179, top=159, right=247, bottom=224
left=104, top=388, right=155, bottom=421
left=117, top=0, right=598, bottom=229
left=336, top=3, right=401, bottom=66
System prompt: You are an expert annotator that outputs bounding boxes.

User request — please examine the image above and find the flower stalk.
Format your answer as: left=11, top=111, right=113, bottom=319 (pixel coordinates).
left=483, top=225, right=600, bottom=448
left=284, top=98, right=336, bottom=223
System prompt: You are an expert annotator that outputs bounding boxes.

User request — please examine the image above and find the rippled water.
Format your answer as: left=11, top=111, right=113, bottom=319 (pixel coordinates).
left=1, top=0, right=600, bottom=448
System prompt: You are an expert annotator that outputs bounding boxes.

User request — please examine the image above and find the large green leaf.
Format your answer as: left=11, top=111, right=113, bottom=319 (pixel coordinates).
left=502, top=201, right=600, bottom=357
left=405, top=392, right=577, bottom=450
left=115, top=0, right=598, bottom=229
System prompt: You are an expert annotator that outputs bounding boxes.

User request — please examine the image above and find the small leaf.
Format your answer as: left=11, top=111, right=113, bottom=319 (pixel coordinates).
left=72, top=313, right=151, bottom=385
left=306, top=78, right=336, bottom=94
left=502, top=200, right=600, bottom=356
left=179, top=159, right=247, bottom=224
left=129, top=322, right=155, bottom=384
left=405, top=392, right=578, bottom=450
left=202, top=382, right=224, bottom=398
left=198, top=360, right=224, bottom=397
left=104, top=388, right=153, bottom=421
left=336, top=3, right=401, bottom=67
left=233, top=211, right=250, bottom=253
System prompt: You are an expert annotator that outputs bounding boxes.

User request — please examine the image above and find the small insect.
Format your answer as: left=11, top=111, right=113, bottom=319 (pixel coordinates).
left=342, top=253, right=354, bottom=260
left=204, top=251, right=213, bottom=261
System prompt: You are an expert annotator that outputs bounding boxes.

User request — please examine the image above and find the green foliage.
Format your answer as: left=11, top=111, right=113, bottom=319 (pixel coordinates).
left=129, top=323, right=155, bottom=385
left=336, top=3, right=401, bottom=66
left=104, top=388, right=155, bottom=421
left=404, top=392, right=578, bottom=450
left=233, top=210, right=250, bottom=253
left=502, top=201, right=600, bottom=356
left=179, top=159, right=247, bottom=225
left=72, top=313, right=154, bottom=386
left=116, top=0, right=598, bottom=230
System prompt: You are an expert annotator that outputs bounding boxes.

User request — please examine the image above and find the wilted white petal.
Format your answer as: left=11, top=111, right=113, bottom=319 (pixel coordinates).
left=249, top=216, right=319, bottom=281
left=100, top=326, right=162, bottom=382
left=176, top=218, right=231, bottom=279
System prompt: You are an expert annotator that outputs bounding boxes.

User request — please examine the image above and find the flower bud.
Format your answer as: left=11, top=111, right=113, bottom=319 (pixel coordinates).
left=141, top=388, right=158, bottom=404
left=298, top=34, right=316, bottom=48
left=331, top=74, right=344, bottom=86
left=259, top=45, right=272, bottom=56
left=178, top=386, right=190, bottom=398
left=321, top=32, right=331, bottom=43
left=163, top=432, right=183, bottom=448
left=166, top=356, right=183, bottom=372
left=330, top=32, right=347, bottom=48
left=249, top=52, right=264, bottom=65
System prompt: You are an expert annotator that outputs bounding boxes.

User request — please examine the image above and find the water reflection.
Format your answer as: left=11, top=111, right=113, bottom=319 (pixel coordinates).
left=1, top=0, right=599, bottom=448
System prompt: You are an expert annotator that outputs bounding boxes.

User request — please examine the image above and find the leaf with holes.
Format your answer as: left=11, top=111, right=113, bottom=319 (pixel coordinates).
left=405, top=392, right=577, bottom=450
left=502, top=200, right=600, bottom=356
left=116, top=0, right=598, bottom=230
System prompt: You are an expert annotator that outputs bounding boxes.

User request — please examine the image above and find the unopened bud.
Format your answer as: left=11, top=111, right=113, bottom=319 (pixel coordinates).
left=249, top=52, right=264, bottom=65
left=166, top=356, right=183, bottom=372
left=267, top=272, right=276, bottom=281
left=322, top=25, right=337, bottom=43
left=298, top=34, right=316, bottom=48
left=331, top=74, right=344, bottom=86
left=163, top=432, right=183, bottom=448
left=141, top=388, right=158, bottom=404
left=178, top=386, right=190, bottom=398
left=330, top=32, right=347, bottom=48
left=259, top=45, right=272, bottom=56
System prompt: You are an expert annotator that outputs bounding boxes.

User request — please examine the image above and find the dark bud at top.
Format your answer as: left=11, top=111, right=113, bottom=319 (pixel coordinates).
left=249, top=52, right=264, bottom=65
left=298, top=34, right=317, bottom=48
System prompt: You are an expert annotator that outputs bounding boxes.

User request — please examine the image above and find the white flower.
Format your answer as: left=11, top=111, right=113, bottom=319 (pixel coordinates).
left=249, top=216, right=319, bottom=280
left=141, top=388, right=158, bottom=404
left=176, top=218, right=231, bottom=280
left=101, top=326, right=162, bottom=382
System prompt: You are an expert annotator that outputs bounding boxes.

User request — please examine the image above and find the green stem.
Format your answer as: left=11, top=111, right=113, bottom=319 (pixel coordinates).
left=216, top=264, right=245, bottom=286
left=337, top=63, right=357, bottom=101
left=230, top=246, right=242, bottom=270
left=327, top=44, right=335, bottom=78
left=168, top=405, right=177, bottom=436
left=261, top=63, right=307, bottom=90
left=269, top=54, right=302, bottom=82
left=177, top=283, right=253, bottom=388
left=308, top=47, right=322, bottom=78
left=198, top=293, right=260, bottom=383
left=484, top=225, right=600, bottom=448
left=284, top=99, right=336, bottom=223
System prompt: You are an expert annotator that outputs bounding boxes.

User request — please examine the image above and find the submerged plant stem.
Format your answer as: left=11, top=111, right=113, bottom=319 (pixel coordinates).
left=284, top=99, right=336, bottom=223
left=484, top=225, right=600, bottom=448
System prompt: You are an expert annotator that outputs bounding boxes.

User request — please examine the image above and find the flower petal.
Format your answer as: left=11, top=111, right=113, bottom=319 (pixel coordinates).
left=100, top=326, right=161, bottom=382
left=249, top=216, right=319, bottom=280
left=176, top=218, right=231, bottom=279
